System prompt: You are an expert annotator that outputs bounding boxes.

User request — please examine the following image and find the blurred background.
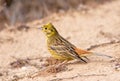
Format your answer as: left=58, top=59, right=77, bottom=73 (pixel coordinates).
left=1, top=0, right=120, bottom=81
left=0, top=0, right=111, bottom=30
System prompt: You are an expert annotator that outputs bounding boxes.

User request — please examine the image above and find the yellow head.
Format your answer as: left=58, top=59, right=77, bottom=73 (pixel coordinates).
left=41, top=23, right=58, bottom=37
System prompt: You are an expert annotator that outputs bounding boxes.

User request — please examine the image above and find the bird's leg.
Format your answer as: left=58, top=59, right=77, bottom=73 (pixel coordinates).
left=56, top=60, right=68, bottom=67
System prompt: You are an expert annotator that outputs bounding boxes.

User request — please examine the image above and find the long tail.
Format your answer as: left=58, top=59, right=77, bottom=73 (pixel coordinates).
left=92, top=52, right=113, bottom=58
left=74, top=47, right=113, bottom=58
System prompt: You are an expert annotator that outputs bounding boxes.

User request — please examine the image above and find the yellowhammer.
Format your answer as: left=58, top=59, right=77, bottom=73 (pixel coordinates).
left=40, top=23, right=112, bottom=63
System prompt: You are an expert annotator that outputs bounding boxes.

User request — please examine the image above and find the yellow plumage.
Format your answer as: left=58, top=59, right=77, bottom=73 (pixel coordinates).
left=40, top=23, right=112, bottom=63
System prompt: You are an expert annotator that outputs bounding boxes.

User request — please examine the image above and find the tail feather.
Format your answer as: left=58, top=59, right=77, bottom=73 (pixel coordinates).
left=93, top=53, right=112, bottom=58
left=75, top=48, right=112, bottom=58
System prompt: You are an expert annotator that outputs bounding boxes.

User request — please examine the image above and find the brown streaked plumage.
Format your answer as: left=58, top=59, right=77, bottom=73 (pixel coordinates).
left=40, top=23, right=112, bottom=63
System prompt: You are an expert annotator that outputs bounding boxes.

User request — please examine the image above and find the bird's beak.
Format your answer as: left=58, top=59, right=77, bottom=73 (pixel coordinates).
left=38, top=27, right=42, bottom=30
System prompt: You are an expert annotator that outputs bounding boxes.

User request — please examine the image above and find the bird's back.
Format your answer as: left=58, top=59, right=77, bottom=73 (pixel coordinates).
left=47, top=34, right=87, bottom=61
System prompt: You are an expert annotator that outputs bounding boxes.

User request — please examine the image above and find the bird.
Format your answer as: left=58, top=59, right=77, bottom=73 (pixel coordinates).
left=40, top=23, right=112, bottom=63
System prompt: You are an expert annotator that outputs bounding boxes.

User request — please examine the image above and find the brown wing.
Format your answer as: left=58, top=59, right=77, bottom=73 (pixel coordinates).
left=49, top=35, right=87, bottom=63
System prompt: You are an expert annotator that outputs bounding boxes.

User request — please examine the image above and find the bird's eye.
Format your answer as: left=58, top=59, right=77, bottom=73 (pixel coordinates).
left=45, top=28, right=47, bottom=30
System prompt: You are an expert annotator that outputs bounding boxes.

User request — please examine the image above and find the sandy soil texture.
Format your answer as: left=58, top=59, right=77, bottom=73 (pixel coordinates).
left=0, top=0, right=120, bottom=81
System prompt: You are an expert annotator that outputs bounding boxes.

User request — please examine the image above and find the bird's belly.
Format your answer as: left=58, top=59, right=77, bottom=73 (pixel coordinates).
left=48, top=49, right=74, bottom=61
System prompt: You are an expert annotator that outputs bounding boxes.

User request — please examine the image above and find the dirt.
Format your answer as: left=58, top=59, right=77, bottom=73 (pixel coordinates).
left=0, top=0, right=120, bottom=81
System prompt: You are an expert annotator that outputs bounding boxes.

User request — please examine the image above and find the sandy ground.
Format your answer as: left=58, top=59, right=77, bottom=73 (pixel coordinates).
left=0, top=0, right=120, bottom=81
